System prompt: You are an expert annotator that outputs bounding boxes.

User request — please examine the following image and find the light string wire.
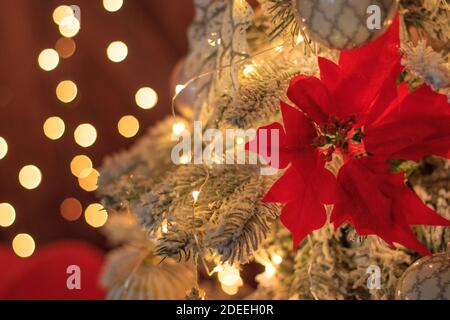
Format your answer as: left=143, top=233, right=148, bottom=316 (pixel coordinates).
left=170, top=41, right=315, bottom=123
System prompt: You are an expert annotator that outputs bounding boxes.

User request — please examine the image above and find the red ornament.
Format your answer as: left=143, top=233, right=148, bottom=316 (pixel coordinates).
left=249, top=16, right=450, bottom=255
left=0, top=241, right=105, bottom=300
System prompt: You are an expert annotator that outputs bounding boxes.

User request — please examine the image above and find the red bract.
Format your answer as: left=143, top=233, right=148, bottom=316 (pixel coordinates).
left=249, top=16, right=450, bottom=254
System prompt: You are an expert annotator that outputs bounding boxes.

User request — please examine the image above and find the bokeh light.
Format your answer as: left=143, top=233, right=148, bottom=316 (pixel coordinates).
left=52, top=5, right=74, bottom=25
left=59, top=17, right=80, bottom=38
left=135, top=87, right=158, bottom=110
left=118, top=115, right=139, bottom=138
left=107, top=41, right=128, bottom=63
left=12, top=233, right=36, bottom=258
left=38, top=49, right=60, bottom=71
left=103, top=0, right=124, bottom=12
left=18, top=165, right=42, bottom=190
left=56, top=80, right=78, bottom=103
left=78, top=169, right=100, bottom=192
left=85, top=203, right=108, bottom=228
left=0, top=136, right=7, bottom=160
left=43, top=116, right=65, bottom=140
left=74, top=124, right=97, bottom=148
left=0, top=203, right=16, bottom=228
left=55, top=37, right=77, bottom=59
left=60, top=198, right=83, bottom=222
left=70, top=155, right=93, bottom=178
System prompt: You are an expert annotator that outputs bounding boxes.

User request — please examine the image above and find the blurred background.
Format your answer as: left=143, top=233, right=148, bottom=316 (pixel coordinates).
left=0, top=0, right=194, bottom=252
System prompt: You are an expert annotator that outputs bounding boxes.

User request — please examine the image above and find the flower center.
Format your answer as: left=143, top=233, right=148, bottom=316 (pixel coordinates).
left=312, top=115, right=366, bottom=161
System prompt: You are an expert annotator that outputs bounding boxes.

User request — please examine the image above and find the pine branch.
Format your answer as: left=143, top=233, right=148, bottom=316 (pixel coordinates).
left=258, top=0, right=300, bottom=41
left=97, top=116, right=185, bottom=211
left=205, top=177, right=279, bottom=264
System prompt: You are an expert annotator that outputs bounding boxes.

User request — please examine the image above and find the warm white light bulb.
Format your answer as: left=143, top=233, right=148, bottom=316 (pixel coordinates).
left=192, top=190, right=200, bottom=202
left=172, top=122, right=186, bottom=136
left=265, top=262, right=276, bottom=278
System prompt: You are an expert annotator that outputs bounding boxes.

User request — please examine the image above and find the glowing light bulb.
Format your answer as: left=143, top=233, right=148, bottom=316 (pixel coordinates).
left=0, top=137, right=7, bottom=160
left=179, top=154, right=190, bottom=165
left=103, top=0, right=124, bottom=12
left=221, top=283, right=239, bottom=296
left=43, top=116, right=65, bottom=140
left=172, top=122, right=186, bottom=136
left=74, top=124, right=97, bottom=148
left=0, top=203, right=15, bottom=227
left=296, top=34, right=305, bottom=44
left=135, top=87, right=158, bottom=110
left=56, top=80, right=78, bottom=103
left=192, top=190, right=200, bottom=202
left=18, top=165, right=42, bottom=190
left=243, top=64, right=255, bottom=75
left=213, top=265, right=224, bottom=274
left=218, top=264, right=240, bottom=286
left=38, top=49, right=60, bottom=71
left=85, top=203, right=108, bottom=228
left=175, top=84, right=185, bottom=95
left=272, top=254, right=283, bottom=265
left=107, top=41, right=128, bottom=63
left=161, top=221, right=168, bottom=233
left=118, top=115, right=139, bottom=138
left=265, top=262, right=276, bottom=278
left=12, top=233, right=35, bottom=258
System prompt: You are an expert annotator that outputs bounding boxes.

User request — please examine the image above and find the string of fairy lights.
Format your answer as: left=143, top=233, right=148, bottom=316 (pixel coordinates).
left=0, top=0, right=159, bottom=258
left=165, top=33, right=298, bottom=298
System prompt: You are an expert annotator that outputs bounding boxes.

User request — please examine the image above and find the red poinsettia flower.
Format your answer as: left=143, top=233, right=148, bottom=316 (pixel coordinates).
left=249, top=16, right=450, bottom=254
left=247, top=102, right=339, bottom=246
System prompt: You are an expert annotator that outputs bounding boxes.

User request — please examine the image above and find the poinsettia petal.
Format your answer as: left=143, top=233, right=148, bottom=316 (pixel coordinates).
left=386, top=224, right=431, bottom=256
left=263, top=153, right=338, bottom=204
left=287, top=75, right=331, bottom=125
left=365, top=84, right=450, bottom=160
left=245, top=122, right=292, bottom=169
left=363, top=83, right=409, bottom=127
left=331, top=158, right=449, bottom=255
left=310, top=157, right=340, bottom=205
left=263, top=167, right=299, bottom=204
left=339, top=15, right=402, bottom=108
left=331, top=159, right=392, bottom=233
left=280, top=101, right=317, bottom=147
left=264, top=160, right=338, bottom=248
left=318, top=57, right=370, bottom=118
left=381, top=174, right=450, bottom=226
left=280, top=199, right=327, bottom=249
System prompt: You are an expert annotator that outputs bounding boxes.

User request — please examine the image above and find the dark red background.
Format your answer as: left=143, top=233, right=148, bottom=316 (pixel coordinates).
left=0, top=0, right=194, bottom=249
